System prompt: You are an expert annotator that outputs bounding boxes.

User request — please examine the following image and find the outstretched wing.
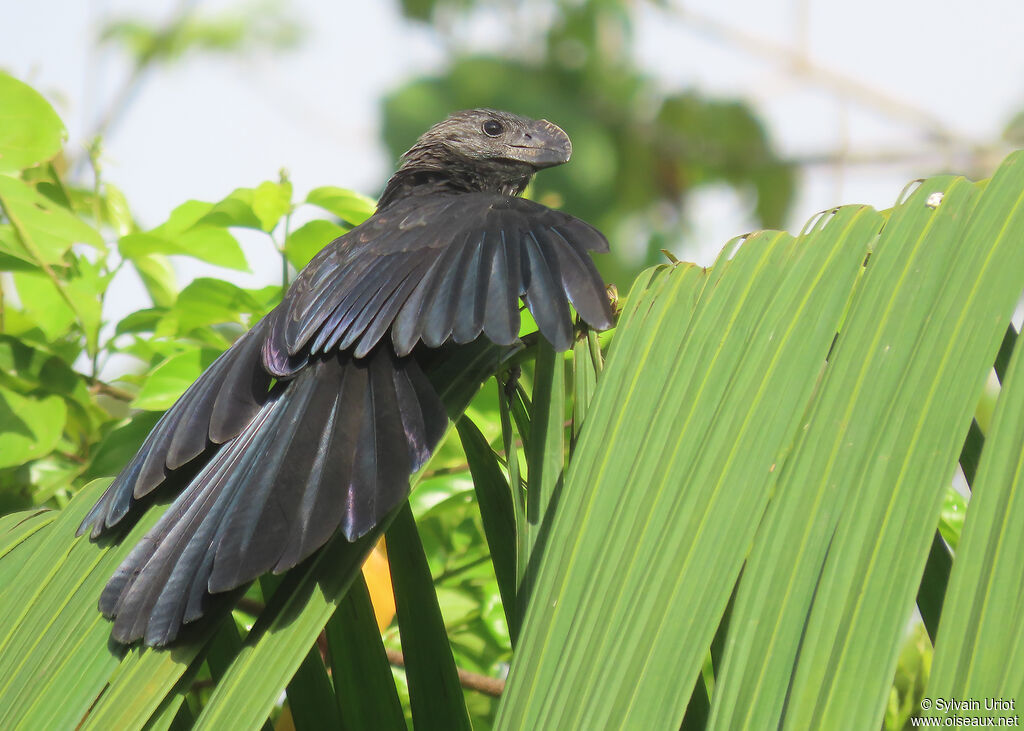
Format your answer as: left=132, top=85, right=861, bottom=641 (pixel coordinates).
left=81, top=195, right=612, bottom=543
left=264, top=193, right=613, bottom=376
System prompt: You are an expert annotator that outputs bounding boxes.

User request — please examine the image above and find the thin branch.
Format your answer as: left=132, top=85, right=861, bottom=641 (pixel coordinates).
left=84, top=64, right=148, bottom=156
left=670, top=4, right=971, bottom=146
left=787, top=145, right=1010, bottom=171
left=189, top=650, right=508, bottom=699
left=434, top=554, right=492, bottom=584
left=211, top=598, right=508, bottom=698
left=280, top=201, right=292, bottom=293
left=386, top=649, right=506, bottom=698
left=88, top=143, right=105, bottom=378
left=72, top=0, right=204, bottom=176
left=86, top=377, right=136, bottom=403
left=234, top=597, right=265, bottom=615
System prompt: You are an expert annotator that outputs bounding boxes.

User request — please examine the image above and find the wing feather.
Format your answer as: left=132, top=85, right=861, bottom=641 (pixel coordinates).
left=391, top=238, right=466, bottom=355
left=273, top=193, right=611, bottom=361
left=79, top=320, right=273, bottom=538
left=540, top=226, right=615, bottom=331
left=98, top=346, right=445, bottom=645
left=522, top=229, right=573, bottom=350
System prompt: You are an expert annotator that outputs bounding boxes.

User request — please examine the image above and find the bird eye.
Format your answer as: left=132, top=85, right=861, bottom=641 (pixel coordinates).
left=482, top=119, right=504, bottom=137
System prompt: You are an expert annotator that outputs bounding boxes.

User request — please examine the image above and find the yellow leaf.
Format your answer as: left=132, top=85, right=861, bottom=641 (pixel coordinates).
left=360, top=537, right=395, bottom=630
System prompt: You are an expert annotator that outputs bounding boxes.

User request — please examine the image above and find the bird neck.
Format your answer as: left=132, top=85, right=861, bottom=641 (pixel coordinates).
left=377, top=147, right=535, bottom=209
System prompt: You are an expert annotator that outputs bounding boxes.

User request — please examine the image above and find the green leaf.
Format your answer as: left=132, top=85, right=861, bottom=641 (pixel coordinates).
left=325, top=575, right=407, bottom=730
left=102, top=182, right=135, bottom=236
left=118, top=195, right=266, bottom=271
left=0, top=175, right=103, bottom=264
left=284, top=644, right=342, bottom=731
left=498, top=380, right=526, bottom=596
left=938, top=486, right=968, bottom=551
left=0, top=480, right=192, bottom=731
left=161, top=278, right=262, bottom=334
left=926, top=308, right=1024, bottom=716
left=0, top=72, right=66, bottom=172
left=131, top=254, right=178, bottom=308
left=119, top=228, right=248, bottom=272
left=159, top=199, right=218, bottom=230
left=0, top=389, right=67, bottom=468
left=200, top=188, right=263, bottom=230
left=132, top=347, right=219, bottom=410
left=115, top=307, right=167, bottom=337
left=571, top=330, right=602, bottom=445
left=523, top=341, right=564, bottom=571
left=0, top=509, right=54, bottom=561
left=252, top=180, right=292, bottom=232
left=284, top=219, right=345, bottom=269
left=9, top=269, right=77, bottom=342
left=498, top=203, right=881, bottom=728
left=0, top=224, right=42, bottom=268
left=768, top=165, right=1024, bottom=730
left=0, top=334, right=54, bottom=388
left=305, top=186, right=375, bottom=224
left=387, top=504, right=473, bottom=730
left=456, top=417, right=517, bottom=642
left=193, top=526, right=387, bottom=731
left=918, top=534, right=953, bottom=642
left=65, top=255, right=109, bottom=357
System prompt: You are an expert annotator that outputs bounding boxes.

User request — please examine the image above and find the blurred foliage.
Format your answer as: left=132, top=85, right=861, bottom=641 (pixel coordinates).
left=885, top=623, right=933, bottom=730
left=1004, top=108, right=1024, bottom=148
left=383, top=0, right=795, bottom=287
left=88, top=0, right=304, bottom=145
left=101, top=0, right=303, bottom=67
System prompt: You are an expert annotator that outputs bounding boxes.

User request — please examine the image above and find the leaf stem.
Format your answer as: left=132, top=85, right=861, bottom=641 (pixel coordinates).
left=280, top=208, right=292, bottom=293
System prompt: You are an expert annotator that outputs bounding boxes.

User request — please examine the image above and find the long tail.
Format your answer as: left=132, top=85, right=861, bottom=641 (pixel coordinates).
left=97, top=346, right=446, bottom=646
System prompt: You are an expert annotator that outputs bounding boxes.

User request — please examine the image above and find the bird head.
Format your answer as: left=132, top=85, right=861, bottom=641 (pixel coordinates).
left=380, top=109, right=572, bottom=205
left=419, top=109, right=572, bottom=170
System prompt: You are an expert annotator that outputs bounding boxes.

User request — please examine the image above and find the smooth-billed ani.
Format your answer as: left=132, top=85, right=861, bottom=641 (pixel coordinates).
left=79, top=109, right=614, bottom=646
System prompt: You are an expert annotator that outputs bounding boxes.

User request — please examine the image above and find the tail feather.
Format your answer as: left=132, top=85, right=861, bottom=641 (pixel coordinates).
left=162, top=356, right=227, bottom=470
left=208, top=356, right=351, bottom=591
left=274, top=372, right=359, bottom=572
left=99, top=345, right=446, bottom=645
left=100, top=405, right=274, bottom=643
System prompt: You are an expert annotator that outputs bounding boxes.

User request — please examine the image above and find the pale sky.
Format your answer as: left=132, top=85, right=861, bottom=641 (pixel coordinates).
left=3, top=0, right=1023, bottom=304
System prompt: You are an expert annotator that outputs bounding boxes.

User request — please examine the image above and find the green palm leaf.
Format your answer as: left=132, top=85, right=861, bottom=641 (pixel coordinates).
left=498, top=154, right=1024, bottom=729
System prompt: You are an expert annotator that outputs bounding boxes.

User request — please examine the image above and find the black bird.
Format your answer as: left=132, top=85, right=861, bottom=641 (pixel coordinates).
left=79, top=109, right=614, bottom=646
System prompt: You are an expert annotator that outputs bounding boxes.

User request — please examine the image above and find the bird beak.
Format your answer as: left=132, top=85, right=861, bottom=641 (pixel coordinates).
left=508, top=119, right=572, bottom=169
